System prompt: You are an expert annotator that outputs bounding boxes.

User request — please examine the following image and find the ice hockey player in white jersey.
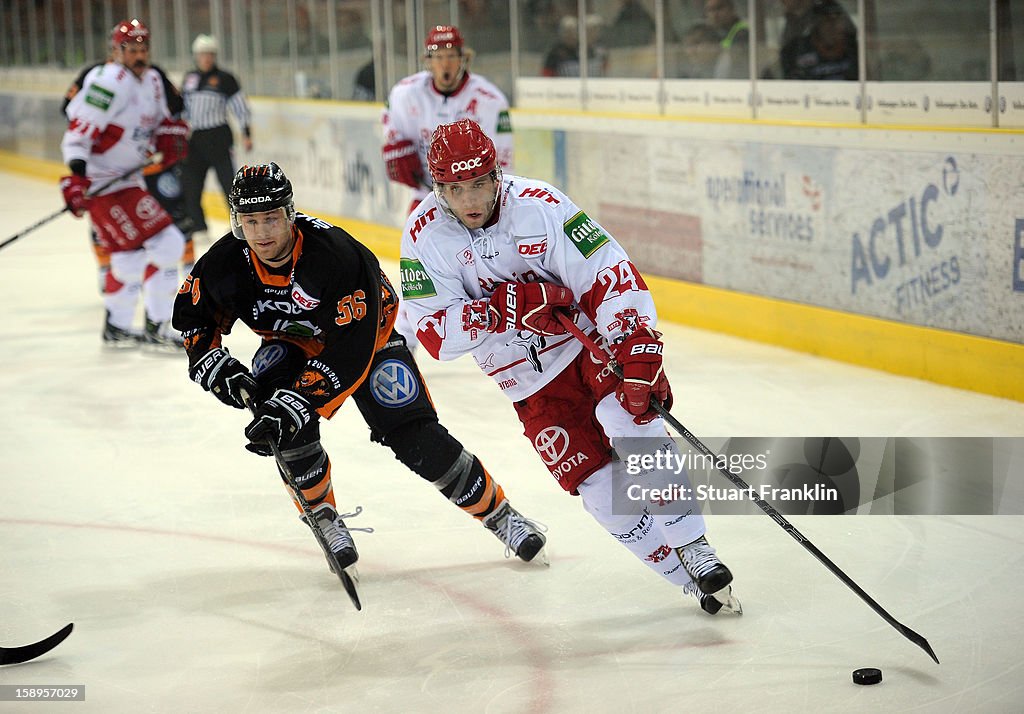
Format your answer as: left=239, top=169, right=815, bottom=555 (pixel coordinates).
left=383, top=25, right=514, bottom=349
left=382, top=25, right=514, bottom=216
left=400, top=119, right=742, bottom=615
left=60, top=18, right=189, bottom=349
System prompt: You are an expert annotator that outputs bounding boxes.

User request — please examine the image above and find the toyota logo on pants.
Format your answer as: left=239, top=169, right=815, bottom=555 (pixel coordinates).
left=534, top=426, right=570, bottom=466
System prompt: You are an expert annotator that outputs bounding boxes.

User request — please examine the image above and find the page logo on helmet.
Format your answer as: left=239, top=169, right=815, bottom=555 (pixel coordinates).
left=450, top=158, right=483, bottom=173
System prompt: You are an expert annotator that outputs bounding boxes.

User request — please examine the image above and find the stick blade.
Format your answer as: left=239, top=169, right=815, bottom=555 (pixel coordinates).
left=0, top=622, right=74, bottom=666
left=898, top=623, right=940, bottom=664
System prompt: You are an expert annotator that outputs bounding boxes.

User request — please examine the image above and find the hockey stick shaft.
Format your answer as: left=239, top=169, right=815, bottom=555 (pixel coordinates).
left=555, top=312, right=939, bottom=664
left=0, top=152, right=163, bottom=252
left=0, top=623, right=73, bottom=666
left=240, top=390, right=361, bottom=610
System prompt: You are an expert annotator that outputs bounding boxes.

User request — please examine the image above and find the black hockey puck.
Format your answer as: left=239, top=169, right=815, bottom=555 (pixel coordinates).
left=852, top=667, right=883, bottom=685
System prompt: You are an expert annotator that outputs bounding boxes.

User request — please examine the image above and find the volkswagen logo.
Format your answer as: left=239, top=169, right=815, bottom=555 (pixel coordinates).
left=252, top=342, right=288, bottom=376
left=370, top=359, right=419, bottom=407
left=534, top=426, right=570, bottom=466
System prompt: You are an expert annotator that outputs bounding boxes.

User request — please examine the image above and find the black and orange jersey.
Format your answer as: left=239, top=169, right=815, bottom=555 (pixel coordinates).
left=173, top=212, right=398, bottom=419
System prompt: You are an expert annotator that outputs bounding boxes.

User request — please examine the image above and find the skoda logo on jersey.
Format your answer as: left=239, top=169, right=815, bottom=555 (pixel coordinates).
left=252, top=342, right=288, bottom=377
left=450, top=158, right=482, bottom=173
left=370, top=359, right=419, bottom=408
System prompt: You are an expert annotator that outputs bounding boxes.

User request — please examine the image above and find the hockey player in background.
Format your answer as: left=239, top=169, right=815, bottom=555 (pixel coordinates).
left=382, top=25, right=513, bottom=215
left=382, top=24, right=514, bottom=347
left=400, top=120, right=741, bottom=615
left=172, top=163, right=547, bottom=577
left=60, top=19, right=189, bottom=349
left=62, top=37, right=196, bottom=301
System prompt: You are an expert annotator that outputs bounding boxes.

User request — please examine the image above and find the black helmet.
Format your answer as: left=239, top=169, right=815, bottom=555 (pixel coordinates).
left=229, top=162, right=295, bottom=239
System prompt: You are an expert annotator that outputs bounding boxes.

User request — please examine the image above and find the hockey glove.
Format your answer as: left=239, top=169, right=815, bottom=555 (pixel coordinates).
left=59, top=174, right=91, bottom=217
left=244, top=389, right=314, bottom=456
left=486, top=282, right=576, bottom=335
left=153, top=118, right=189, bottom=167
left=189, top=347, right=258, bottom=410
left=611, top=327, right=673, bottom=424
left=382, top=139, right=423, bottom=189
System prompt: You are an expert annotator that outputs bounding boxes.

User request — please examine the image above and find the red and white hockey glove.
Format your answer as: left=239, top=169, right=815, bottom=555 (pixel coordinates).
left=484, top=282, right=575, bottom=336
left=59, top=174, right=91, bottom=217
left=382, top=139, right=423, bottom=189
left=153, top=118, right=189, bottom=167
left=611, top=327, right=673, bottom=424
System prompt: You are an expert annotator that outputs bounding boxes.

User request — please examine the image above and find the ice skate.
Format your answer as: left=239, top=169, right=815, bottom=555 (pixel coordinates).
left=102, top=311, right=141, bottom=348
left=141, top=315, right=185, bottom=352
left=483, top=500, right=548, bottom=564
left=307, top=502, right=359, bottom=573
left=683, top=580, right=743, bottom=615
left=675, top=535, right=733, bottom=595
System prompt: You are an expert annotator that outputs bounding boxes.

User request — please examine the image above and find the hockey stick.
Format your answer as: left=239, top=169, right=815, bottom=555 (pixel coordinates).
left=0, top=152, right=164, bottom=252
left=240, top=390, right=362, bottom=611
left=555, top=311, right=940, bottom=664
left=0, top=623, right=74, bottom=666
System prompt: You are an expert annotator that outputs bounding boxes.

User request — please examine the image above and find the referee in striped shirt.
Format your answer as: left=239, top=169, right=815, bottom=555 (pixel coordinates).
left=181, top=34, right=253, bottom=242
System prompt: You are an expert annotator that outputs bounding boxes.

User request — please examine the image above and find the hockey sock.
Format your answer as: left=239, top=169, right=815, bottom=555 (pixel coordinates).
left=279, top=440, right=335, bottom=513
left=384, top=421, right=505, bottom=521
left=577, top=463, right=697, bottom=587
left=432, top=449, right=505, bottom=521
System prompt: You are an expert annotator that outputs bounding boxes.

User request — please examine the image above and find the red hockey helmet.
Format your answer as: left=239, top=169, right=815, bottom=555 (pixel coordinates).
left=424, top=25, right=464, bottom=54
left=111, top=19, right=150, bottom=47
left=427, top=119, right=497, bottom=184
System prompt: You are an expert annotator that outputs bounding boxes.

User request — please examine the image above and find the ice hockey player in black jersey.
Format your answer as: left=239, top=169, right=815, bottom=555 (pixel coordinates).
left=172, top=162, right=547, bottom=576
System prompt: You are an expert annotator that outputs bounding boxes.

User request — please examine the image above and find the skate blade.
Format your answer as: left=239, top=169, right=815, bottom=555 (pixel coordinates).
left=532, top=546, right=550, bottom=567
left=140, top=342, right=184, bottom=355
left=338, top=569, right=362, bottom=611
left=102, top=339, right=141, bottom=350
left=711, top=586, right=743, bottom=615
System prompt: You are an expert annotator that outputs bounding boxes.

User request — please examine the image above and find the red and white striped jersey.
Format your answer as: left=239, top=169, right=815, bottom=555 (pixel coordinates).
left=61, top=62, right=172, bottom=195
left=399, top=175, right=658, bottom=401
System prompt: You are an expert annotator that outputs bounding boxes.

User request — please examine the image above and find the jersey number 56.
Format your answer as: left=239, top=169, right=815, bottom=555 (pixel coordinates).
left=335, top=290, right=367, bottom=326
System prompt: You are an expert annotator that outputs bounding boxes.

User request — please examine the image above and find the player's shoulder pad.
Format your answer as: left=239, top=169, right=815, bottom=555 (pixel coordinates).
left=295, top=212, right=378, bottom=275
left=403, top=197, right=454, bottom=249
left=468, top=74, right=510, bottom=106
left=194, top=232, right=248, bottom=277
left=392, top=71, right=429, bottom=97
left=77, top=67, right=122, bottom=112
left=507, top=176, right=568, bottom=212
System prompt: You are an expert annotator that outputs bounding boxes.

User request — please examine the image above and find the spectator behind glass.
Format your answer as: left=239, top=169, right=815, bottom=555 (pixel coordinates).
left=605, top=0, right=657, bottom=48
left=677, top=22, right=722, bottom=78
left=522, top=0, right=562, bottom=53
left=352, top=60, right=375, bottom=101
left=542, top=15, right=610, bottom=78
left=780, top=0, right=857, bottom=80
left=458, top=0, right=511, bottom=53
left=704, top=0, right=749, bottom=78
left=337, top=6, right=371, bottom=50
